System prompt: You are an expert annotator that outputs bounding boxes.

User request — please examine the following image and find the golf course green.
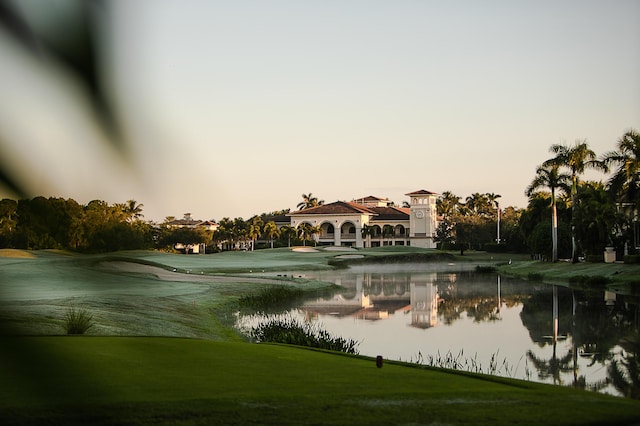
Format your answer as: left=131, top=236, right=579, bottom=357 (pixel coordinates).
left=1, top=247, right=639, bottom=425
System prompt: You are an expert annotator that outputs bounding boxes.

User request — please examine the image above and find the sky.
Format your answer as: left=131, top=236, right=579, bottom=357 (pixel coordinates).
left=1, top=0, right=639, bottom=222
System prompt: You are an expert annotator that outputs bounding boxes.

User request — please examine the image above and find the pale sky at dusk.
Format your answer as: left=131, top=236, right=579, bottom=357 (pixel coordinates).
left=1, top=0, right=639, bottom=222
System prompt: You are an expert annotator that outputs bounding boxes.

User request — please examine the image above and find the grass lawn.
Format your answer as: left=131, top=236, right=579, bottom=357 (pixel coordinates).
left=496, top=257, right=640, bottom=292
left=1, top=336, right=639, bottom=426
left=2, top=247, right=640, bottom=425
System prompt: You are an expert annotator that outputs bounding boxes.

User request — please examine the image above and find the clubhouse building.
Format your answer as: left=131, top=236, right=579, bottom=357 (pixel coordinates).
left=288, top=189, right=439, bottom=249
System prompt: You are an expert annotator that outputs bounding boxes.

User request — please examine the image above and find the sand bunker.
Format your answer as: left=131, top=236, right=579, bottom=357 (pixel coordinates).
left=291, top=247, right=319, bottom=253
left=0, top=249, right=36, bottom=258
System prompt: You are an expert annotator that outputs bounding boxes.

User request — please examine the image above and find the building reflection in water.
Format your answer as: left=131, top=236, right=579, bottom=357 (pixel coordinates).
left=301, top=272, right=441, bottom=328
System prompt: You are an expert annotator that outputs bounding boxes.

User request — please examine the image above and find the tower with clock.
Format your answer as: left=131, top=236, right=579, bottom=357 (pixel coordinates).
left=406, top=189, right=439, bottom=248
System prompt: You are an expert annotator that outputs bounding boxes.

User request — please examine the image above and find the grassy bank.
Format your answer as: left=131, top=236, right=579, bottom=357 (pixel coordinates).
left=495, top=258, right=640, bottom=293
left=1, top=336, right=639, bottom=426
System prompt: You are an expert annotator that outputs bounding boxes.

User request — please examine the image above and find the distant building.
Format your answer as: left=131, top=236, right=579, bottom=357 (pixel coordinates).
left=287, top=189, right=439, bottom=248
left=165, top=213, right=218, bottom=254
left=165, top=213, right=219, bottom=232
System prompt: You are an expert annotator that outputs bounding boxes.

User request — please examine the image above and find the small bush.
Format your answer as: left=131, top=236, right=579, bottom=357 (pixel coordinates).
left=586, top=254, right=604, bottom=263
left=248, top=316, right=359, bottom=354
left=63, top=306, right=94, bottom=335
left=238, top=286, right=306, bottom=313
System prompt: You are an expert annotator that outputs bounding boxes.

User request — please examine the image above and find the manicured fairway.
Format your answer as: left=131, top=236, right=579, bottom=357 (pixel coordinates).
left=1, top=337, right=639, bottom=425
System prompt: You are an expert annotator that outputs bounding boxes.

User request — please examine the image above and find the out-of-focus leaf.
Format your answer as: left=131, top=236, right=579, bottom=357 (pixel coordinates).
left=0, top=0, right=125, bottom=154
left=0, top=0, right=38, bottom=48
left=0, top=163, right=27, bottom=199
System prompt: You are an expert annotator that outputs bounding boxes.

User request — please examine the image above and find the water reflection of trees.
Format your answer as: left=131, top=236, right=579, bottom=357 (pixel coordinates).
left=435, top=272, right=530, bottom=324
left=332, top=269, right=640, bottom=398
left=609, top=337, right=640, bottom=399
left=520, top=285, right=639, bottom=397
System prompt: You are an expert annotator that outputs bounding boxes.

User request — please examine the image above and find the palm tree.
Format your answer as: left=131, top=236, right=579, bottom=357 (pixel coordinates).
left=544, top=141, right=606, bottom=262
left=382, top=224, right=395, bottom=245
left=279, top=225, right=297, bottom=247
left=602, top=129, right=640, bottom=248
left=122, top=200, right=144, bottom=223
left=214, top=217, right=234, bottom=251
left=603, top=129, right=640, bottom=203
left=297, top=193, right=324, bottom=210
left=247, top=217, right=263, bottom=251
left=262, top=221, right=280, bottom=249
left=298, top=223, right=320, bottom=246
left=437, top=191, right=460, bottom=218
left=248, top=224, right=261, bottom=251
left=361, top=224, right=374, bottom=248
left=526, top=164, right=571, bottom=262
left=464, top=193, right=492, bottom=217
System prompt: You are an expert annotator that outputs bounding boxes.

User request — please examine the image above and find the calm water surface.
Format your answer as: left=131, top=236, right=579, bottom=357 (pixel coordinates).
left=236, top=263, right=640, bottom=397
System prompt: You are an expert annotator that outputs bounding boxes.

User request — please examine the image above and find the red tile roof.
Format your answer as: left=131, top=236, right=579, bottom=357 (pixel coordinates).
left=288, top=201, right=376, bottom=216
left=369, top=206, right=409, bottom=221
left=405, top=189, right=438, bottom=196
left=353, top=195, right=388, bottom=202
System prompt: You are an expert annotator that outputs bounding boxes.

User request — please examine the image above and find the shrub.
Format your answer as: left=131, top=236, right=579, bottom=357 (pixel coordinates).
left=248, top=316, right=359, bottom=354
left=238, top=286, right=306, bottom=313
left=63, top=306, right=94, bottom=335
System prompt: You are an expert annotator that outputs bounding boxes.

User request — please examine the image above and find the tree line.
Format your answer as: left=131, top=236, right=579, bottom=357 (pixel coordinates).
left=436, top=129, right=640, bottom=261
left=0, top=199, right=320, bottom=253
left=1, top=129, right=638, bottom=258
left=0, top=198, right=153, bottom=252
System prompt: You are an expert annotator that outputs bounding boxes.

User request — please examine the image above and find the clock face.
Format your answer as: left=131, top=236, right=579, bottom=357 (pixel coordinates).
left=415, top=210, right=424, bottom=218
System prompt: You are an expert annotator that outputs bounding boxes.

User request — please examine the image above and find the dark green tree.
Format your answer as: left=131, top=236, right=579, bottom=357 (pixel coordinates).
left=0, top=198, right=17, bottom=248
left=526, top=164, right=571, bottom=261
left=544, top=141, right=606, bottom=262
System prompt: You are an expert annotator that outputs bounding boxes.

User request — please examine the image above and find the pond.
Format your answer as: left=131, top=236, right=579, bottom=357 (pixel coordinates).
left=236, top=263, right=640, bottom=398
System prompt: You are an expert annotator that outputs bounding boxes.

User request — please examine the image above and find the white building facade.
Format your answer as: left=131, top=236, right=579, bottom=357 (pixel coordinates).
left=287, top=190, right=439, bottom=249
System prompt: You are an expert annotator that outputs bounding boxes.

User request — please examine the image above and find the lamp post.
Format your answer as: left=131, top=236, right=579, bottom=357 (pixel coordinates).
left=496, top=201, right=501, bottom=244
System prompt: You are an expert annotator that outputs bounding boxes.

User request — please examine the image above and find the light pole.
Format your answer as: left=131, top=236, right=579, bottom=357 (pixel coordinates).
left=496, top=201, right=501, bottom=244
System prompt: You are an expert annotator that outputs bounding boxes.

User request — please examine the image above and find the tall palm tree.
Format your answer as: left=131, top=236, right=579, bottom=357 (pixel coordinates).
left=526, top=164, right=571, bottom=262
left=464, top=193, right=492, bottom=217
left=602, top=129, right=640, bottom=247
left=544, top=141, right=605, bottom=262
left=297, top=193, right=324, bottom=210
left=437, top=191, right=460, bottom=218
left=298, top=223, right=320, bottom=246
left=122, top=200, right=144, bottom=223
left=278, top=225, right=297, bottom=247
left=361, top=224, right=374, bottom=248
left=262, top=221, right=280, bottom=249
left=382, top=225, right=395, bottom=245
